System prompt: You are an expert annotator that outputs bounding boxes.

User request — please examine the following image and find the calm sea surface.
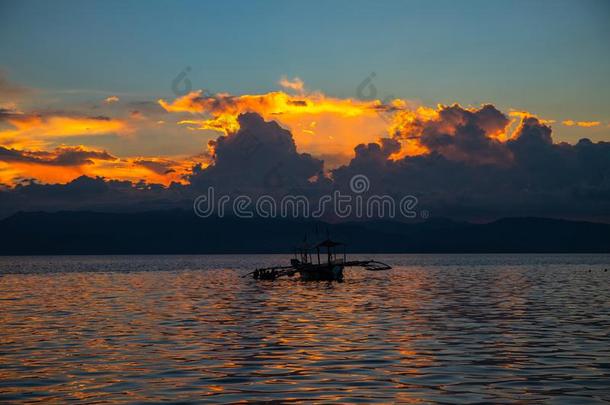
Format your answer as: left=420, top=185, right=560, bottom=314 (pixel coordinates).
left=1, top=254, right=609, bottom=403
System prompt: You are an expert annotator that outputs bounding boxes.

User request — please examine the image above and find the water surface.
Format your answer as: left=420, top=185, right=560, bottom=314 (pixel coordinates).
left=1, top=254, right=609, bottom=403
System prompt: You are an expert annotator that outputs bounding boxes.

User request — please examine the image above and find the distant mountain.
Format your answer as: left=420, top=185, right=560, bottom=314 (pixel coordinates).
left=0, top=210, right=609, bottom=255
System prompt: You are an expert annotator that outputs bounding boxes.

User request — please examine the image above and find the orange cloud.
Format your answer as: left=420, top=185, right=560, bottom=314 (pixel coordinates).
left=90, top=158, right=193, bottom=185
left=0, top=147, right=195, bottom=187
left=0, top=162, right=84, bottom=185
left=386, top=106, right=438, bottom=158
left=161, top=91, right=560, bottom=167
left=0, top=101, right=205, bottom=186
left=385, top=104, right=556, bottom=164
left=159, top=89, right=395, bottom=167
left=0, top=113, right=128, bottom=148
left=5, top=74, right=601, bottom=187
left=159, top=90, right=377, bottom=118
left=0, top=145, right=116, bottom=185
left=562, top=119, right=600, bottom=127
left=505, top=110, right=557, bottom=140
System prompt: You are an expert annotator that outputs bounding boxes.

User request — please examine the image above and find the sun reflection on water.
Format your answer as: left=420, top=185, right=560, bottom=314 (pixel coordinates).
left=0, top=254, right=609, bottom=403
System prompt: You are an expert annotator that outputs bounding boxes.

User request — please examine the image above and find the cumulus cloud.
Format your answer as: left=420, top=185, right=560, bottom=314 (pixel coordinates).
left=158, top=88, right=392, bottom=166
left=1, top=84, right=609, bottom=222
left=188, top=112, right=323, bottom=193
left=416, top=104, right=511, bottom=165
left=334, top=111, right=610, bottom=221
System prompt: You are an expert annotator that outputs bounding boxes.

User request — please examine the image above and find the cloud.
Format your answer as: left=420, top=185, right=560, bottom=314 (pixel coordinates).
left=0, top=145, right=116, bottom=166
left=334, top=112, right=610, bottom=221
left=0, top=175, right=185, bottom=218
left=279, top=76, right=305, bottom=93
left=0, top=111, right=128, bottom=148
left=387, top=104, right=512, bottom=165
left=159, top=90, right=380, bottom=122
left=188, top=112, right=324, bottom=193
left=0, top=113, right=326, bottom=214
left=5, top=105, right=607, bottom=222
left=133, top=158, right=178, bottom=175
left=0, top=145, right=118, bottom=185
left=2, top=77, right=609, bottom=222
left=562, top=120, right=601, bottom=128
left=418, top=104, right=511, bottom=165
left=104, top=96, right=120, bottom=104
left=158, top=88, right=392, bottom=167
left=0, top=142, right=195, bottom=186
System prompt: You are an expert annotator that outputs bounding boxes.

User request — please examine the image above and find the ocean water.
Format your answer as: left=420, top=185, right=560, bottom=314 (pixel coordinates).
left=0, top=254, right=609, bottom=403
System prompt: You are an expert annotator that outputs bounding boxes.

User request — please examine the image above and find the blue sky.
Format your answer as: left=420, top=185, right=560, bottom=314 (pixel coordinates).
left=1, top=0, right=609, bottom=124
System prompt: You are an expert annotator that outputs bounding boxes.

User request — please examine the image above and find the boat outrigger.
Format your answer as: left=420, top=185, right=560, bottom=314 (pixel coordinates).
left=243, top=238, right=392, bottom=281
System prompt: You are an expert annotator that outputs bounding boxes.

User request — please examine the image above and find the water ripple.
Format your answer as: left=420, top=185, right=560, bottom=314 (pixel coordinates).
left=0, top=254, right=609, bottom=403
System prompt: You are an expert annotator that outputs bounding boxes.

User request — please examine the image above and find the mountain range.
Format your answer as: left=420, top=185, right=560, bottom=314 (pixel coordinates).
left=1, top=211, right=609, bottom=255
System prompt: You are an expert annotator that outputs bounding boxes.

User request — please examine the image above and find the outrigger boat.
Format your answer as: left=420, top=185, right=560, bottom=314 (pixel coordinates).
left=243, top=238, right=392, bottom=281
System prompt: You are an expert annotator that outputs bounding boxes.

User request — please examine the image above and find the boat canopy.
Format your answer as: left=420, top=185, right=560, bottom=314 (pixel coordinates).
left=316, top=239, right=344, bottom=248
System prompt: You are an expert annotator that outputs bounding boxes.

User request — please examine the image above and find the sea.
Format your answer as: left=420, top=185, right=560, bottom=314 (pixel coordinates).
left=1, top=254, right=609, bottom=403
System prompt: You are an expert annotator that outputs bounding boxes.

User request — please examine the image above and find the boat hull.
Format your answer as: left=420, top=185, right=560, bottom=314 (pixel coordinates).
left=298, top=264, right=344, bottom=281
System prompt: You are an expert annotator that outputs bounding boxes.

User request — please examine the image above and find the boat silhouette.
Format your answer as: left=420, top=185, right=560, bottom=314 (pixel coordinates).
left=244, top=238, right=392, bottom=281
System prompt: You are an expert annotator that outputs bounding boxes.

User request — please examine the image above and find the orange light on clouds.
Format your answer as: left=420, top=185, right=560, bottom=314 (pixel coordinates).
left=159, top=89, right=394, bottom=167
left=91, top=159, right=191, bottom=185
left=0, top=155, right=193, bottom=187
left=562, top=119, right=600, bottom=128
left=0, top=162, right=85, bottom=185
left=2, top=74, right=606, bottom=187
left=0, top=114, right=128, bottom=148
left=159, top=90, right=377, bottom=118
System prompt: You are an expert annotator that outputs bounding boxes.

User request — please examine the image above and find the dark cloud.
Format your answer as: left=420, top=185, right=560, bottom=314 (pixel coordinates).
left=134, top=159, right=177, bottom=175
left=287, top=100, right=307, bottom=106
left=0, top=175, right=188, bottom=218
left=0, top=107, right=23, bottom=122
left=188, top=112, right=324, bottom=193
left=414, top=104, right=511, bottom=165
left=1, top=110, right=609, bottom=222
left=334, top=114, right=610, bottom=221
left=0, top=146, right=116, bottom=166
left=336, top=138, right=400, bottom=181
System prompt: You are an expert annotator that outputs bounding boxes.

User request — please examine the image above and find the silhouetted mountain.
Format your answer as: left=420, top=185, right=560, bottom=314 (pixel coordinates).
left=0, top=211, right=609, bottom=255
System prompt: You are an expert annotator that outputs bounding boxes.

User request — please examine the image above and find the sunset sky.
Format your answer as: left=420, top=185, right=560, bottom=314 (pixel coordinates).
left=0, top=0, right=609, bottom=221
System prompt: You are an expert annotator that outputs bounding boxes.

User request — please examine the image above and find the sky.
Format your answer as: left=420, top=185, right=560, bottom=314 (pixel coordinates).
left=0, top=0, right=609, bottom=221
left=1, top=0, right=609, bottom=110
